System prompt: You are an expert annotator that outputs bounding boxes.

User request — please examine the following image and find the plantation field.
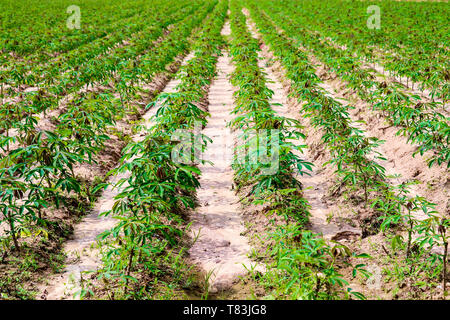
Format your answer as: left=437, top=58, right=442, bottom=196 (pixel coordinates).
left=0, top=0, right=449, bottom=301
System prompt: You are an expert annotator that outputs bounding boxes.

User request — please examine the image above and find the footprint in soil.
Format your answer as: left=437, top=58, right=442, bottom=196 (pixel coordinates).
left=216, top=240, right=231, bottom=247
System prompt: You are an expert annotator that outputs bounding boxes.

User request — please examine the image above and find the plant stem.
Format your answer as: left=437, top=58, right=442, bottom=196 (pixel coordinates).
left=7, top=210, right=20, bottom=252
left=443, top=240, right=448, bottom=300
left=406, top=213, right=413, bottom=260
left=124, top=246, right=135, bottom=295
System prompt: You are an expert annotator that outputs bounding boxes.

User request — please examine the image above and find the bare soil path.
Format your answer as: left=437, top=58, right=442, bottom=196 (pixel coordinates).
left=248, top=9, right=449, bottom=218
left=188, top=23, right=256, bottom=294
left=37, top=57, right=189, bottom=300
left=314, top=60, right=450, bottom=217
left=245, top=11, right=362, bottom=241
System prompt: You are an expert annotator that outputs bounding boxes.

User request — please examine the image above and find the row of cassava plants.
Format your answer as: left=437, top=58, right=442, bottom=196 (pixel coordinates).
left=0, top=1, right=163, bottom=99
left=0, top=0, right=209, bottom=75
left=259, top=0, right=449, bottom=100
left=0, top=0, right=215, bottom=254
left=0, top=1, right=161, bottom=89
left=228, top=0, right=369, bottom=300
left=0, top=0, right=212, bottom=135
left=80, top=0, right=229, bottom=300
left=246, top=2, right=449, bottom=299
left=1, top=2, right=213, bottom=161
left=0, top=0, right=151, bottom=59
left=0, top=2, right=218, bottom=299
left=253, top=0, right=449, bottom=168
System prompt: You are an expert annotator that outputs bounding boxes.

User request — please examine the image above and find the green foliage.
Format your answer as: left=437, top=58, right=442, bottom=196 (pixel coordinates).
left=93, top=0, right=228, bottom=299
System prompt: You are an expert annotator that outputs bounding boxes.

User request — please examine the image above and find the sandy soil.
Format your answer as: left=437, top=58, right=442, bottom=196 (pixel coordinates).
left=36, top=55, right=191, bottom=300
left=244, top=10, right=362, bottom=241
left=313, top=31, right=448, bottom=113
left=0, top=26, right=175, bottom=140
left=254, top=10, right=449, bottom=218
left=245, top=10, right=449, bottom=299
left=188, top=23, right=258, bottom=294
left=309, top=54, right=450, bottom=217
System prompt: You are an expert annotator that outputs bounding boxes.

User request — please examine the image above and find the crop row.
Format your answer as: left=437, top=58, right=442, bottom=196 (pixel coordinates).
left=0, top=2, right=219, bottom=297
left=0, top=0, right=150, bottom=60
left=83, top=0, right=228, bottom=299
left=0, top=1, right=213, bottom=138
left=227, top=0, right=369, bottom=300
left=246, top=2, right=449, bottom=298
left=0, top=0, right=192, bottom=93
left=255, top=0, right=449, bottom=168
left=264, top=0, right=449, bottom=93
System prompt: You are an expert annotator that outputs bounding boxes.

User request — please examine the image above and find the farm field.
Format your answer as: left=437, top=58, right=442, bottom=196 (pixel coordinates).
left=0, top=0, right=449, bottom=302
